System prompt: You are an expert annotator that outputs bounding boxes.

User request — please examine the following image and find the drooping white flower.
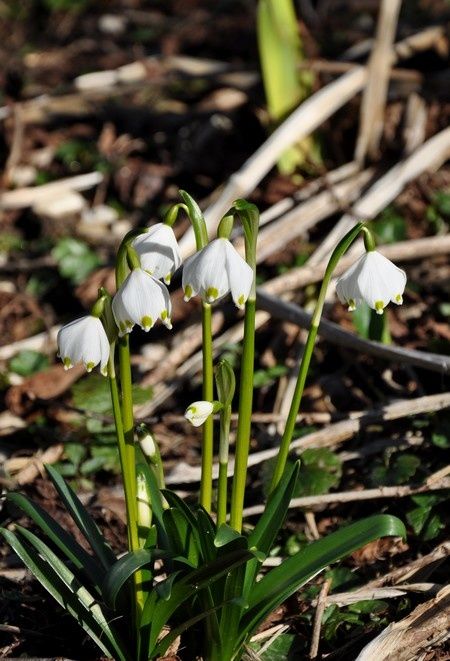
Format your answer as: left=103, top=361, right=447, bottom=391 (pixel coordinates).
left=182, top=238, right=253, bottom=309
left=184, top=401, right=214, bottom=427
left=336, top=251, right=407, bottom=314
left=57, top=315, right=110, bottom=375
left=112, top=268, right=172, bottom=336
left=132, top=223, right=182, bottom=284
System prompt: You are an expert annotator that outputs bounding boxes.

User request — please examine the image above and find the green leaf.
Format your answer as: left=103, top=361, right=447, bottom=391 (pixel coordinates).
left=102, top=549, right=164, bottom=608
left=72, top=373, right=152, bottom=414
left=353, top=303, right=391, bottom=343
left=370, top=453, right=420, bottom=486
left=9, top=350, right=49, bottom=376
left=163, top=508, right=199, bottom=566
left=46, top=464, right=116, bottom=569
left=295, top=449, right=341, bottom=497
left=239, top=515, right=406, bottom=651
left=253, top=365, right=288, bottom=388
left=406, top=506, right=445, bottom=541
left=1, top=527, right=128, bottom=661
left=371, top=208, right=406, bottom=244
left=140, top=547, right=257, bottom=656
left=255, top=632, right=303, bottom=660
left=6, top=492, right=103, bottom=590
left=52, top=237, right=100, bottom=285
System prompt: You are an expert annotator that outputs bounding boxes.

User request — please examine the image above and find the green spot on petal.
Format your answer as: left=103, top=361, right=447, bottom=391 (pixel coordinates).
left=63, top=357, right=72, bottom=370
left=395, top=294, right=403, bottom=304
left=141, top=316, right=153, bottom=331
left=86, top=361, right=95, bottom=372
left=161, top=310, right=167, bottom=320
left=206, top=287, right=218, bottom=302
left=375, top=300, right=385, bottom=314
left=347, top=298, right=356, bottom=312
left=238, top=294, right=245, bottom=307
left=184, top=284, right=193, bottom=301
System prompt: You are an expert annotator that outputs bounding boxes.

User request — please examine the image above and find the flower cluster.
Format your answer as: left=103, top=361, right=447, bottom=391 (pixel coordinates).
left=57, top=224, right=254, bottom=375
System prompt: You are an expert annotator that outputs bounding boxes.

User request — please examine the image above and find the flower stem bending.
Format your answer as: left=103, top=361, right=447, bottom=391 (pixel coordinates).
left=229, top=200, right=259, bottom=532
left=269, top=222, right=366, bottom=492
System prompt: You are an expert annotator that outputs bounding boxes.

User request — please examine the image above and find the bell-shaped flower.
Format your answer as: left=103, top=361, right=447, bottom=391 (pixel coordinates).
left=132, top=223, right=181, bottom=284
left=112, top=268, right=172, bottom=336
left=185, top=400, right=214, bottom=427
left=182, top=238, right=253, bottom=309
left=57, top=315, right=110, bottom=375
left=336, top=251, right=407, bottom=314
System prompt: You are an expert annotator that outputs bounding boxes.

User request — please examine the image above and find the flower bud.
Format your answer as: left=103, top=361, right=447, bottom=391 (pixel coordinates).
left=184, top=400, right=216, bottom=427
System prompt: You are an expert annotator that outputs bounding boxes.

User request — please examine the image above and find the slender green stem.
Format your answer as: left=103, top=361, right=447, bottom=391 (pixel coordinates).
left=108, top=348, right=135, bottom=550
left=269, top=222, right=366, bottom=492
left=217, top=405, right=231, bottom=526
left=229, top=297, right=256, bottom=532
left=229, top=200, right=259, bottom=533
left=200, top=302, right=214, bottom=512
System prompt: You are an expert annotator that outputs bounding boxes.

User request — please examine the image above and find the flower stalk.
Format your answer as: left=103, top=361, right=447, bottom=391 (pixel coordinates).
left=229, top=200, right=259, bottom=532
left=270, top=222, right=367, bottom=492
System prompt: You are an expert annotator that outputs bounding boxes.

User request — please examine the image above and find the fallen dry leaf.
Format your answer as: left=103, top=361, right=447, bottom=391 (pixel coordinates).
left=5, top=363, right=84, bottom=415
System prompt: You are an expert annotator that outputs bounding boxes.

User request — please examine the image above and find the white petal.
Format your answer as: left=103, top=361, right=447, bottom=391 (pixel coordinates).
left=335, top=253, right=366, bottom=309
left=133, top=223, right=182, bottom=281
left=224, top=241, right=253, bottom=308
left=182, top=253, right=201, bottom=301
left=194, top=239, right=229, bottom=302
left=57, top=316, right=109, bottom=374
left=357, top=252, right=406, bottom=312
left=184, top=400, right=214, bottom=427
left=113, top=269, right=172, bottom=333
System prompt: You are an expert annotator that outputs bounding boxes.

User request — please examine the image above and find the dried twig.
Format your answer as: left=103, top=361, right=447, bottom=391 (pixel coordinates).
left=355, top=585, right=450, bottom=661
left=309, top=578, right=331, bottom=659
left=242, top=479, right=450, bottom=517
left=355, top=0, right=402, bottom=163
left=309, top=125, right=450, bottom=266
left=257, top=290, right=450, bottom=374
left=0, top=326, right=60, bottom=360
left=178, top=26, right=445, bottom=258
left=0, top=172, right=102, bottom=210
left=264, top=234, right=450, bottom=296
left=165, top=392, right=450, bottom=484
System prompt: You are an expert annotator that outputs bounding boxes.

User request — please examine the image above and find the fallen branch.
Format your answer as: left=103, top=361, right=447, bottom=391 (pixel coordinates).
left=165, top=392, right=450, bottom=484
left=178, top=26, right=445, bottom=258
left=257, top=290, right=450, bottom=374
left=242, top=479, right=450, bottom=517
left=355, top=585, right=450, bottom=661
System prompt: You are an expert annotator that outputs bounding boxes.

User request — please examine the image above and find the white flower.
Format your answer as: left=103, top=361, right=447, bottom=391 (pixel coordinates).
left=57, top=315, right=109, bottom=375
left=184, top=400, right=214, bottom=427
left=336, top=251, right=407, bottom=314
left=182, top=238, right=253, bottom=309
left=112, top=268, right=172, bottom=336
left=132, top=223, right=181, bottom=284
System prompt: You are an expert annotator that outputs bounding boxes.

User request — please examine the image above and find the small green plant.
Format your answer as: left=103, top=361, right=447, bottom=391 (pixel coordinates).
left=2, top=194, right=408, bottom=660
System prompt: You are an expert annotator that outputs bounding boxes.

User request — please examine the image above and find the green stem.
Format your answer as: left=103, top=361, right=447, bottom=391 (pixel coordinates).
left=217, top=405, right=231, bottom=526
left=269, top=222, right=366, bottom=492
left=107, top=346, right=143, bottom=641
left=229, top=297, right=256, bottom=532
left=200, top=302, right=214, bottom=512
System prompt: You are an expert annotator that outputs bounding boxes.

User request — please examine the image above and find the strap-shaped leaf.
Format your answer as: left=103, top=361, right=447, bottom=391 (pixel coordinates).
left=243, top=461, right=299, bottom=597
left=1, top=527, right=128, bottom=661
left=46, top=464, right=116, bottom=569
left=7, top=492, right=103, bottom=590
left=238, top=514, right=406, bottom=649
left=141, top=547, right=257, bottom=655
left=163, top=508, right=200, bottom=566
left=102, top=548, right=161, bottom=609
left=196, top=508, right=217, bottom=562
left=136, top=460, right=168, bottom=545
left=248, top=461, right=299, bottom=554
